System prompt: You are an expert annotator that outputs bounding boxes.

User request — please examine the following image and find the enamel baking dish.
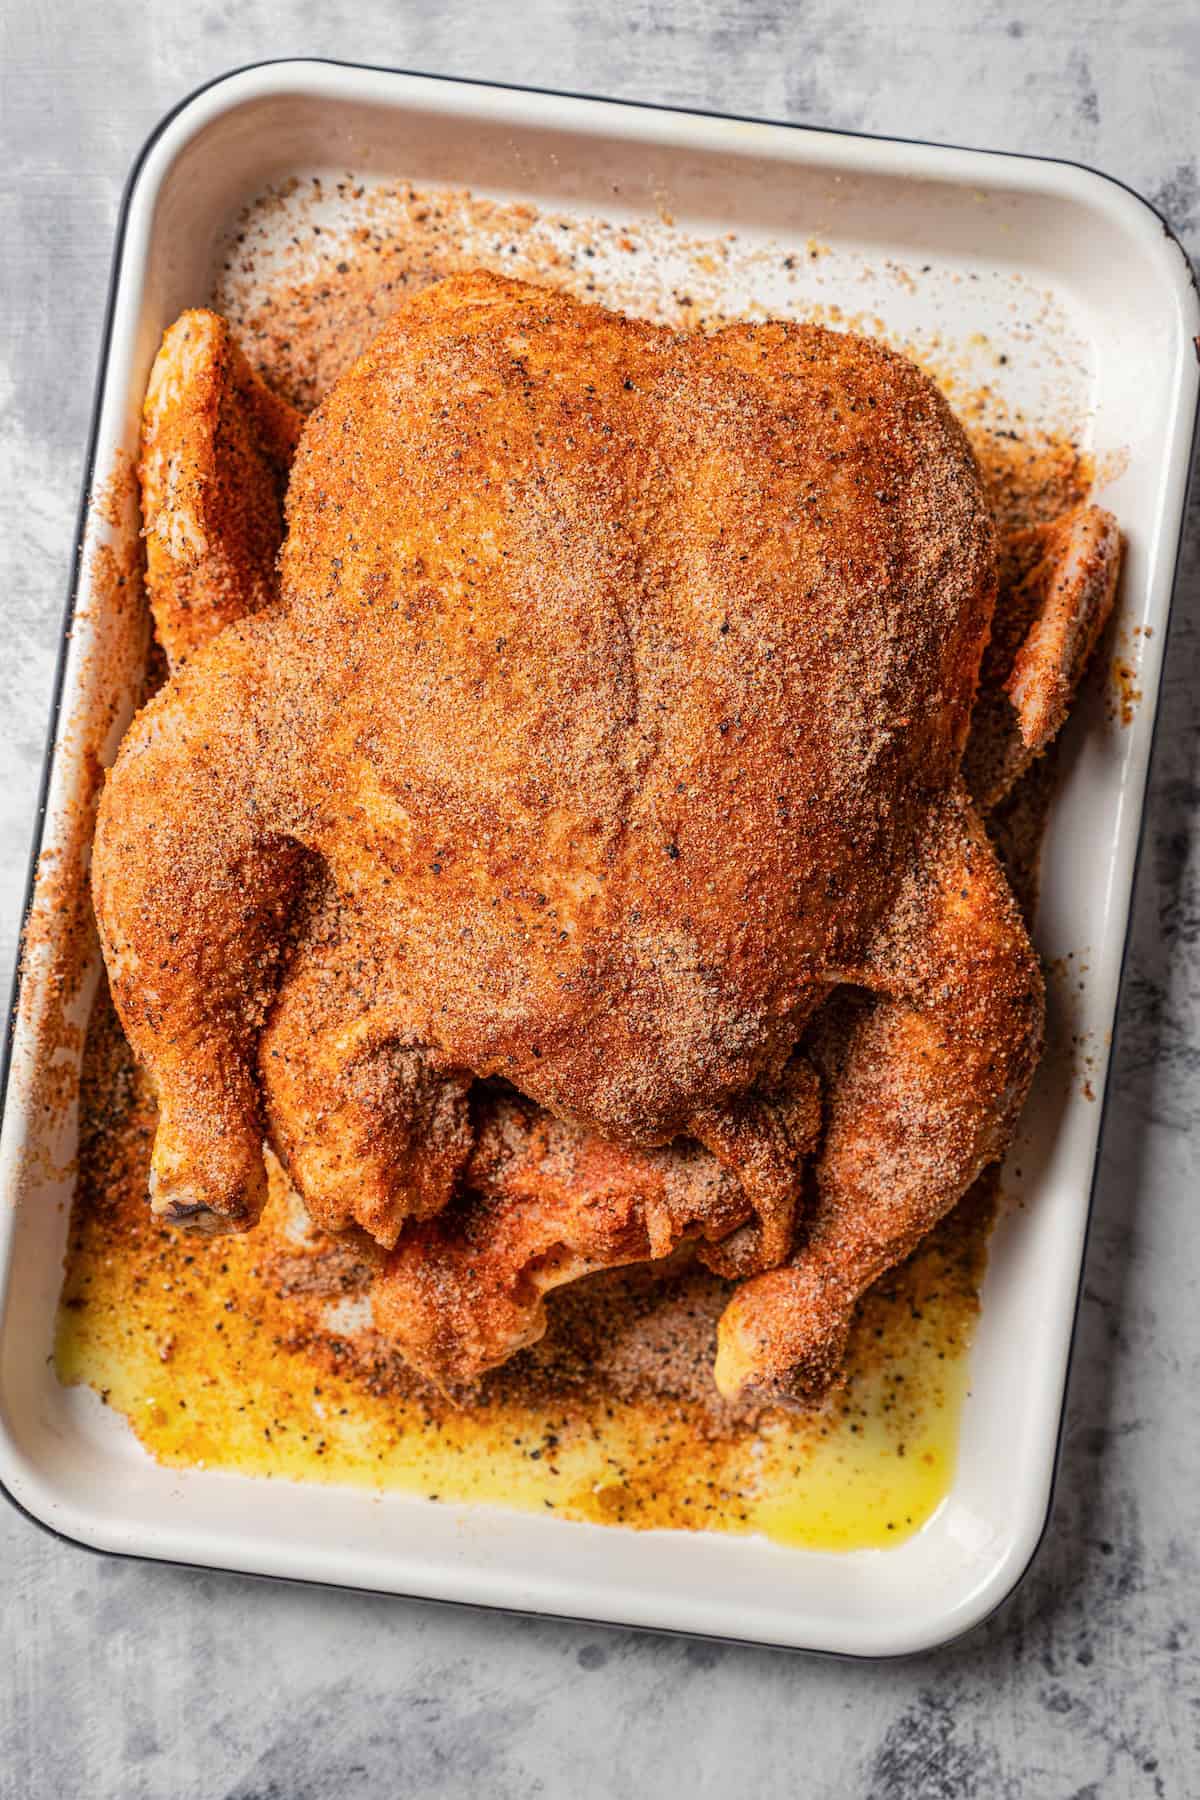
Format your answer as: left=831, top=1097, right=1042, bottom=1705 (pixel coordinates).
left=1, top=61, right=1196, bottom=1657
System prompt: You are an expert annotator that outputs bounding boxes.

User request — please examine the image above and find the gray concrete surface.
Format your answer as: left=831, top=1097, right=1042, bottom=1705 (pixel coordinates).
left=1, top=3, right=1197, bottom=1794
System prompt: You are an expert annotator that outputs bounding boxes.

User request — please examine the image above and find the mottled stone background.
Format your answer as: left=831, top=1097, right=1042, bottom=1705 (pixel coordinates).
left=1, top=3, right=1197, bottom=1795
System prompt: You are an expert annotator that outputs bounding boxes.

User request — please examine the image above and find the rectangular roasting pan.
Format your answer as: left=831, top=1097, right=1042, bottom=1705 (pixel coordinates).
left=1, top=61, right=1196, bottom=1658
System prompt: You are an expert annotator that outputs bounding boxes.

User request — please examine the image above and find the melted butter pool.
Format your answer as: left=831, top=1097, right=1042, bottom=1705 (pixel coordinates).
left=57, top=1020, right=985, bottom=1553
left=57, top=994, right=987, bottom=1551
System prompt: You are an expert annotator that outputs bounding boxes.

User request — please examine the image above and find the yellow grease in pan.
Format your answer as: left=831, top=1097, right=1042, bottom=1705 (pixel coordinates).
left=56, top=993, right=986, bottom=1553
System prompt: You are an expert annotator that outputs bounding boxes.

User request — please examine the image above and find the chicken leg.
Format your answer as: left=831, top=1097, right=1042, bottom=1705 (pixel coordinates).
left=714, top=786, right=1044, bottom=1400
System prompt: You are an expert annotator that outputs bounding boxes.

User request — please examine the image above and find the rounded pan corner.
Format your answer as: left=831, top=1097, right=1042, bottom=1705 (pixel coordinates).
left=0, top=1371, right=115, bottom=1568
left=1050, top=154, right=1198, bottom=279
left=813, top=1480, right=1060, bottom=1661
left=0, top=1451, right=108, bottom=1568
left=1086, top=162, right=1186, bottom=242
left=926, top=1502, right=1058, bottom=1659
left=115, top=59, right=312, bottom=211
left=1030, top=151, right=1200, bottom=326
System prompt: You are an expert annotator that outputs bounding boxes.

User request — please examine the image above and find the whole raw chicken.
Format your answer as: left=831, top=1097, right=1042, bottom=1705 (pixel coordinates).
left=94, top=273, right=1117, bottom=1400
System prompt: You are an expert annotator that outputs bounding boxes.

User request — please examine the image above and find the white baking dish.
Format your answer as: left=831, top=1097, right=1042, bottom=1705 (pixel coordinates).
left=0, top=61, right=1196, bottom=1658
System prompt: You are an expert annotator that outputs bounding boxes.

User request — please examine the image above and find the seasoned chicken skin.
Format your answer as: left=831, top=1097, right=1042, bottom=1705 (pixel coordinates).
left=95, top=272, right=1067, bottom=1398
